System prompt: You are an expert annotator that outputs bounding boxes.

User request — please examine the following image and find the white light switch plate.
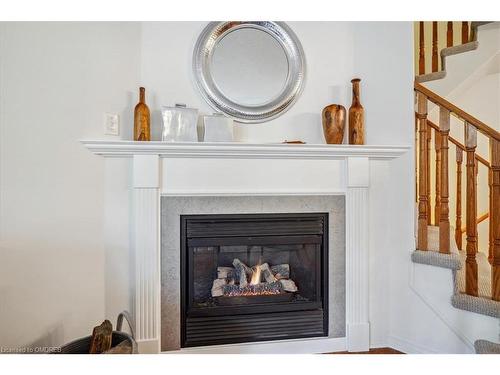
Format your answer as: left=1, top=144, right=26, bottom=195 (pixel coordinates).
left=104, top=113, right=120, bottom=136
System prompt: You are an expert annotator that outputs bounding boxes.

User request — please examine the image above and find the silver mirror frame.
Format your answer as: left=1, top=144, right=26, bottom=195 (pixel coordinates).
left=193, top=21, right=306, bottom=124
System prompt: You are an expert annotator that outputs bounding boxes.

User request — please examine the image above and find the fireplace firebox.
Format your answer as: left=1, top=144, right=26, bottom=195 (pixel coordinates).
left=180, top=213, right=329, bottom=347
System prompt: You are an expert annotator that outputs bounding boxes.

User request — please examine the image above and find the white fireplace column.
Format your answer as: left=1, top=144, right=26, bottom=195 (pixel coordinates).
left=132, top=154, right=161, bottom=353
left=345, top=157, right=370, bottom=352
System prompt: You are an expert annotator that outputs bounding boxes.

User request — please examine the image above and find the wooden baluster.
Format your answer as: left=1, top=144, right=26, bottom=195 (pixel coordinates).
left=462, top=22, right=469, bottom=44
left=417, top=92, right=429, bottom=250
left=455, top=148, right=463, bottom=250
left=419, top=22, right=426, bottom=75
left=488, top=168, right=493, bottom=264
left=465, top=123, right=478, bottom=296
left=490, top=139, right=500, bottom=301
left=415, top=114, right=419, bottom=203
left=439, top=108, right=450, bottom=253
left=447, top=21, right=453, bottom=47
left=435, top=131, right=441, bottom=225
left=427, top=122, right=432, bottom=225
left=432, top=21, right=439, bottom=72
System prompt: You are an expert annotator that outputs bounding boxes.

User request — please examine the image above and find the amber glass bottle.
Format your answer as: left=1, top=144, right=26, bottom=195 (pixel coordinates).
left=134, top=87, right=151, bottom=141
left=348, top=78, right=365, bottom=145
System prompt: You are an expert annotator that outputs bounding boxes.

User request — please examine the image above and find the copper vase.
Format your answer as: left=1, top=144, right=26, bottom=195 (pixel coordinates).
left=322, top=104, right=346, bottom=144
left=348, top=78, right=365, bottom=145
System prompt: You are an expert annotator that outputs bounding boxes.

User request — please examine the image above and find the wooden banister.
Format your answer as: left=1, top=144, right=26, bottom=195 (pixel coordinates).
left=415, top=82, right=500, bottom=142
left=425, top=119, right=491, bottom=168
left=465, top=122, right=478, bottom=296
left=460, top=212, right=489, bottom=233
left=414, top=82, right=500, bottom=301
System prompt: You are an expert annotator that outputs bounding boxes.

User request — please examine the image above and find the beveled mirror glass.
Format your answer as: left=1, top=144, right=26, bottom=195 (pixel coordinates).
left=193, top=22, right=306, bottom=123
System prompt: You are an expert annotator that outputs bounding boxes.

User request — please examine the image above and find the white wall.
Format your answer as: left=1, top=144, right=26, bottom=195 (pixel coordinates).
left=0, top=22, right=141, bottom=348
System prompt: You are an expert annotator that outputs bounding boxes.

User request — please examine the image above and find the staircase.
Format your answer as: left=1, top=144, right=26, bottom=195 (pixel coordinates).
left=412, top=21, right=500, bottom=353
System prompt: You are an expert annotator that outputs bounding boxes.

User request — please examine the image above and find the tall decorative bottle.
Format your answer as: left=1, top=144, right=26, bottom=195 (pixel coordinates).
left=134, top=87, right=151, bottom=141
left=348, top=78, right=365, bottom=145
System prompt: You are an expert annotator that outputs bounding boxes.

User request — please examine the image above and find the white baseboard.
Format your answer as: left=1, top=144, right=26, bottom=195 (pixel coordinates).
left=163, top=337, right=347, bottom=354
left=347, top=323, right=370, bottom=352
left=137, top=339, right=160, bottom=354
left=388, top=335, right=438, bottom=354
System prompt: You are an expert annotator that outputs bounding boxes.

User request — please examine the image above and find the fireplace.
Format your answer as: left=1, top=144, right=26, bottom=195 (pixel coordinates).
left=180, top=213, right=329, bottom=347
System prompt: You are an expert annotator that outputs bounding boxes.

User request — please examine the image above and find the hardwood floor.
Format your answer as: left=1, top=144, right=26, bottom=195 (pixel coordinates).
left=329, top=347, right=404, bottom=354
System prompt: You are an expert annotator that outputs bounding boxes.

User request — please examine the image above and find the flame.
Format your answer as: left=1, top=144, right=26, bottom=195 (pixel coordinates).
left=250, top=264, right=261, bottom=285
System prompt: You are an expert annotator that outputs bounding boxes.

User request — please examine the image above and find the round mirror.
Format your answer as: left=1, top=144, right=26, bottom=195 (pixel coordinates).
left=211, top=28, right=289, bottom=106
left=193, top=22, right=306, bottom=123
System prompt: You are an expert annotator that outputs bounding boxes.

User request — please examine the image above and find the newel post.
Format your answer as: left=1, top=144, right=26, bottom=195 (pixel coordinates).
left=490, top=139, right=500, bottom=301
left=345, top=157, right=370, bottom=352
left=439, top=108, right=450, bottom=253
left=417, top=92, right=428, bottom=250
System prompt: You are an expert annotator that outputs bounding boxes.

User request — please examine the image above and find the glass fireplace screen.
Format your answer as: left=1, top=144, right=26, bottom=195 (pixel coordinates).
left=182, top=213, right=327, bottom=312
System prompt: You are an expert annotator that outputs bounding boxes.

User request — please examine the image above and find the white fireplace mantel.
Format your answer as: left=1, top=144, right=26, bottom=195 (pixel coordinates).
left=83, top=140, right=409, bottom=354
left=82, top=140, right=408, bottom=160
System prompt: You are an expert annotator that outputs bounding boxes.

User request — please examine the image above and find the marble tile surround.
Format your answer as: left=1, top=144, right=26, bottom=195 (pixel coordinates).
left=160, top=195, right=346, bottom=351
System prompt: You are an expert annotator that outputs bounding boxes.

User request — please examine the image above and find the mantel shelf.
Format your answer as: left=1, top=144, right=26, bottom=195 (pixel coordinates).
left=81, top=140, right=410, bottom=160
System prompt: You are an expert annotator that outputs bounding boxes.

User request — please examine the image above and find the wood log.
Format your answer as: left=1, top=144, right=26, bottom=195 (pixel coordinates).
left=89, top=320, right=113, bottom=354
left=279, top=279, right=298, bottom=292
left=271, top=264, right=290, bottom=279
left=260, top=263, right=277, bottom=283
left=103, top=340, right=132, bottom=354
left=211, top=278, right=226, bottom=297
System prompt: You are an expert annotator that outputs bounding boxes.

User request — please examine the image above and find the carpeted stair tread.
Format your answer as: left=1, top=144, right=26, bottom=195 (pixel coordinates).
left=474, top=340, right=500, bottom=354
left=415, top=22, right=492, bottom=84
left=412, top=225, right=499, bottom=318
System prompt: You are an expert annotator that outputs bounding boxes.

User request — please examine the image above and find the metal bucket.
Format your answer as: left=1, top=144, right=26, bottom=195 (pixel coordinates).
left=58, top=311, right=137, bottom=354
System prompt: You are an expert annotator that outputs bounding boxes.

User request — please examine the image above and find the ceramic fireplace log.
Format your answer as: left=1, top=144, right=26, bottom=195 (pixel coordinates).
left=260, top=263, right=277, bottom=283
left=271, top=264, right=290, bottom=279
left=232, top=259, right=253, bottom=276
left=217, top=266, right=234, bottom=280
left=279, top=279, right=298, bottom=292
left=211, top=278, right=227, bottom=297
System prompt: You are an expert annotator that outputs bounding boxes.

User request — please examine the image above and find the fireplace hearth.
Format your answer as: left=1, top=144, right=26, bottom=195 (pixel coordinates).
left=181, top=213, right=329, bottom=347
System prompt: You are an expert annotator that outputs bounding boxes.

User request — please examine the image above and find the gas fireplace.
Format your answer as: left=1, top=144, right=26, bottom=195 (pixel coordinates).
left=181, top=213, right=329, bottom=347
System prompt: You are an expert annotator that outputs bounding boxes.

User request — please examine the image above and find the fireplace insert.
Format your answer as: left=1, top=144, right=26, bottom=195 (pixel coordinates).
left=180, top=213, right=328, bottom=347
